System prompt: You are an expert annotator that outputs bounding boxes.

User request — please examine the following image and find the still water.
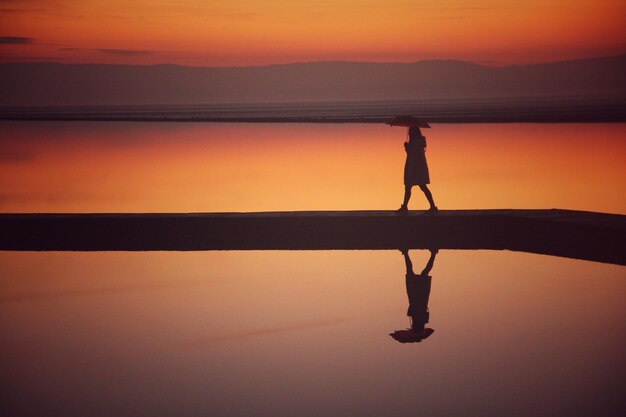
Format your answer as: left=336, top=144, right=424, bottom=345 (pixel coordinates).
left=1, top=250, right=624, bottom=416
left=1, top=122, right=625, bottom=416
left=1, top=122, right=625, bottom=213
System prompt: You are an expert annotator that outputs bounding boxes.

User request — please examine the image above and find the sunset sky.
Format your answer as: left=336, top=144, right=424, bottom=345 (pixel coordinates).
left=1, top=0, right=625, bottom=66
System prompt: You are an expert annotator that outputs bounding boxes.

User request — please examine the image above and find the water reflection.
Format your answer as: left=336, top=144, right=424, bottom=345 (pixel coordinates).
left=1, top=122, right=625, bottom=213
left=390, top=249, right=437, bottom=343
left=1, top=249, right=624, bottom=416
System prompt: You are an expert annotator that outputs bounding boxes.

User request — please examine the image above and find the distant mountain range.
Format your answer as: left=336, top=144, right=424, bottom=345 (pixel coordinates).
left=1, top=55, right=625, bottom=106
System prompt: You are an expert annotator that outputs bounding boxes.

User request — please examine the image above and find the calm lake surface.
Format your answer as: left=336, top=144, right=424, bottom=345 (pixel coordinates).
left=1, top=122, right=625, bottom=213
left=1, top=122, right=625, bottom=416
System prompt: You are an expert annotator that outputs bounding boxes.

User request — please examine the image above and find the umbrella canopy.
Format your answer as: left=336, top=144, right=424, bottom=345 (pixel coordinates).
left=386, top=115, right=431, bottom=128
left=389, top=328, right=435, bottom=343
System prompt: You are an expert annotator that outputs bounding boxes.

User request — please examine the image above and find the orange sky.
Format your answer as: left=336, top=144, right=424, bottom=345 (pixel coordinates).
left=0, top=0, right=625, bottom=66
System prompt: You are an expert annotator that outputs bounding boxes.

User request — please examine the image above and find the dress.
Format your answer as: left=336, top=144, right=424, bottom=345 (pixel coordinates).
left=403, top=136, right=430, bottom=186
left=406, top=273, right=432, bottom=331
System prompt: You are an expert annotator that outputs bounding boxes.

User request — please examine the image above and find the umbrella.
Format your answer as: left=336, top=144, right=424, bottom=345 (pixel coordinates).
left=389, top=328, right=435, bottom=343
left=386, top=115, right=431, bottom=128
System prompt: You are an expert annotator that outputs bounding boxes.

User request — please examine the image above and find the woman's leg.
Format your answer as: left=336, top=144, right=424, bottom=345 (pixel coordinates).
left=418, top=184, right=437, bottom=209
left=401, top=185, right=412, bottom=208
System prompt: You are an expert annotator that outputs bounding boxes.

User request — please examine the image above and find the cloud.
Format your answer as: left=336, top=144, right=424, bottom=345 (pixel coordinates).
left=0, top=36, right=35, bottom=44
left=0, top=55, right=59, bottom=62
left=0, top=150, right=36, bottom=162
left=60, top=47, right=153, bottom=56
left=98, top=48, right=152, bottom=56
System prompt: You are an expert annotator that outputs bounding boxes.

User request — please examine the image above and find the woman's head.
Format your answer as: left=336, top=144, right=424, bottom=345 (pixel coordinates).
left=408, top=126, right=423, bottom=140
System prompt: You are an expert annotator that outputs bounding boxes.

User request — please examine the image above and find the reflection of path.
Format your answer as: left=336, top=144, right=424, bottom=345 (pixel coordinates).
left=390, top=249, right=437, bottom=343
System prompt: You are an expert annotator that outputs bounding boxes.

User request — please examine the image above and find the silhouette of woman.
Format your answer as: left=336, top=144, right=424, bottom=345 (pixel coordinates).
left=396, top=126, right=437, bottom=213
left=390, top=249, right=437, bottom=343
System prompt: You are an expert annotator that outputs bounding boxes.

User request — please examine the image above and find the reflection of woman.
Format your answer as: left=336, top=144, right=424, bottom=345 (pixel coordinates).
left=397, top=126, right=437, bottom=213
left=390, top=249, right=437, bottom=343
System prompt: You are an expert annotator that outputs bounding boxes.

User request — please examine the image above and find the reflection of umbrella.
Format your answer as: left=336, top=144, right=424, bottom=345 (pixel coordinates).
left=386, top=115, right=431, bottom=128
left=389, top=328, right=435, bottom=343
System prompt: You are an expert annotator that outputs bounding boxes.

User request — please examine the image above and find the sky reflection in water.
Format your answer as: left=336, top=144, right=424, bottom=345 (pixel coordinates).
left=1, top=250, right=624, bottom=416
left=0, top=122, right=625, bottom=213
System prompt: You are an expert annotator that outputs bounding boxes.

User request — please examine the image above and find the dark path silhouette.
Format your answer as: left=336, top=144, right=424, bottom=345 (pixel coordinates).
left=1, top=209, right=624, bottom=265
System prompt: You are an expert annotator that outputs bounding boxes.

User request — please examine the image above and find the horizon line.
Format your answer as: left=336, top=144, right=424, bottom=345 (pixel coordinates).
left=1, top=52, right=625, bottom=70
